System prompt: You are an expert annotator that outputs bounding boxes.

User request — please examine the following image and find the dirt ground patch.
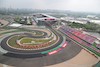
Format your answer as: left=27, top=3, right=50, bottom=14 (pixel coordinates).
left=0, top=19, right=9, bottom=27
left=46, top=49, right=99, bottom=67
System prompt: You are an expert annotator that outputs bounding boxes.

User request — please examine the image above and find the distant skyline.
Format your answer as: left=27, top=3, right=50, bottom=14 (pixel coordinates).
left=0, top=0, right=100, bottom=13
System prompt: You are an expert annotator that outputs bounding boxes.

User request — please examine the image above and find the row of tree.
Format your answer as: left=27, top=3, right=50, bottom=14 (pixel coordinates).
left=68, top=22, right=100, bottom=33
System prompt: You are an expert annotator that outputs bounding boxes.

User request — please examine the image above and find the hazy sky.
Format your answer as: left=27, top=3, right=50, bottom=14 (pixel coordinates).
left=0, top=0, right=100, bottom=13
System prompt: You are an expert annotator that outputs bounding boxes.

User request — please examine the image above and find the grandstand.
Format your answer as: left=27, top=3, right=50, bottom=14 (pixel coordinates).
left=59, top=25, right=100, bottom=57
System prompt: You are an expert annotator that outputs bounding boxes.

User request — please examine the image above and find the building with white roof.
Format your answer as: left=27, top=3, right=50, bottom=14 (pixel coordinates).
left=9, top=23, right=22, bottom=27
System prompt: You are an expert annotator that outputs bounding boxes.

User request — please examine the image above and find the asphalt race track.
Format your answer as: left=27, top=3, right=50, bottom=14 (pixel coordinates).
left=0, top=28, right=64, bottom=58
left=0, top=21, right=82, bottom=67
left=0, top=40, right=82, bottom=67
left=0, top=27, right=82, bottom=67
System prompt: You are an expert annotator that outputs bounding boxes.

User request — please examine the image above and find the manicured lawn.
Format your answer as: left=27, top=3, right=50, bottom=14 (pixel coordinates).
left=8, top=35, right=24, bottom=48
left=20, top=37, right=53, bottom=45
left=20, top=38, right=33, bottom=44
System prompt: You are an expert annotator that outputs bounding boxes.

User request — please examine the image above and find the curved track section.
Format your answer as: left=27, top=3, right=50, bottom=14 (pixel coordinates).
left=0, top=39, right=82, bottom=67
left=0, top=29, right=65, bottom=58
left=0, top=22, right=82, bottom=67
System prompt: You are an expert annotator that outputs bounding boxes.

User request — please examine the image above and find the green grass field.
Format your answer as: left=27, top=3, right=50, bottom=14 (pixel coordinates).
left=8, top=35, right=24, bottom=48
left=20, top=37, right=52, bottom=45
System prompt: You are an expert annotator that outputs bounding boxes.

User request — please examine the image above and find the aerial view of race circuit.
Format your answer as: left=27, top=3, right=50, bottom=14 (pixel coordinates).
left=0, top=0, right=100, bottom=67
left=0, top=12, right=99, bottom=67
